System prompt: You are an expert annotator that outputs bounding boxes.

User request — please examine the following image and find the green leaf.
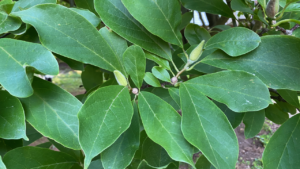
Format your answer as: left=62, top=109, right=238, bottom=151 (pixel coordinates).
left=78, top=85, right=133, bottom=169
left=212, top=25, right=232, bottom=31
left=36, top=142, right=52, bottom=148
left=184, top=23, right=211, bottom=45
left=70, top=8, right=101, bottom=27
left=23, top=123, right=42, bottom=146
left=0, top=139, right=22, bottom=157
left=12, top=4, right=126, bottom=75
left=11, top=0, right=56, bottom=12
left=168, top=88, right=180, bottom=107
left=231, top=0, right=254, bottom=14
left=101, top=101, right=140, bottom=169
left=179, top=12, right=193, bottom=30
left=0, top=90, right=27, bottom=140
left=203, top=36, right=300, bottom=90
left=152, top=66, right=171, bottom=83
left=121, top=0, right=183, bottom=47
left=195, top=155, right=216, bottom=169
left=258, top=0, right=266, bottom=9
left=20, top=77, right=82, bottom=150
left=88, top=160, right=104, bottom=169
left=138, top=92, right=195, bottom=167
left=81, top=65, right=103, bottom=91
left=183, top=70, right=271, bottom=112
left=277, top=89, right=300, bottom=108
left=0, top=15, right=22, bottom=34
left=0, top=38, right=58, bottom=98
left=205, top=27, right=261, bottom=57
left=213, top=101, right=245, bottom=129
left=145, top=52, right=171, bottom=70
left=145, top=88, right=180, bottom=110
left=94, top=0, right=172, bottom=61
left=74, top=0, right=97, bottom=15
left=0, top=156, right=5, bottom=169
left=243, top=110, right=265, bottom=139
left=144, top=72, right=161, bottom=87
left=123, top=45, right=146, bottom=88
left=181, top=0, right=234, bottom=18
left=3, top=147, right=78, bottom=169
left=137, top=160, right=155, bottom=169
left=180, top=84, right=238, bottom=169
left=49, top=139, right=82, bottom=163
left=265, top=104, right=289, bottom=124
left=56, top=54, right=84, bottom=71
left=9, top=23, right=27, bottom=35
left=262, top=114, right=300, bottom=169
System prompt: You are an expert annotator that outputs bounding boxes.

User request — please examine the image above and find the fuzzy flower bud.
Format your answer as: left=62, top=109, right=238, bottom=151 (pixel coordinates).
left=113, top=70, right=128, bottom=87
left=171, top=77, right=178, bottom=85
left=266, top=0, right=279, bottom=19
left=132, top=88, right=139, bottom=95
left=189, top=40, right=205, bottom=63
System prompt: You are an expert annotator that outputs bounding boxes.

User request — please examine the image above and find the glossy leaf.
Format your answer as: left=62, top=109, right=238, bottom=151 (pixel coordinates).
left=152, top=66, right=171, bottom=83
left=203, top=36, right=300, bottom=91
left=11, top=0, right=56, bottom=12
left=183, top=70, right=271, bottom=112
left=123, top=45, right=146, bottom=88
left=20, top=77, right=82, bottom=150
left=184, top=24, right=211, bottom=45
left=195, top=155, right=216, bottom=169
left=181, top=0, right=234, bottom=18
left=262, top=114, right=300, bottom=169
left=265, top=104, right=289, bottom=124
left=168, top=88, right=180, bottom=107
left=101, top=102, right=140, bottom=169
left=205, top=27, right=261, bottom=57
left=0, top=14, right=22, bottom=34
left=0, top=90, right=26, bottom=140
left=122, top=0, right=183, bottom=47
left=277, top=89, right=300, bottom=108
left=231, top=0, right=254, bottom=14
left=3, top=147, right=78, bottom=169
left=78, top=85, right=133, bottom=169
left=81, top=65, right=103, bottom=91
left=94, top=0, right=172, bottom=60
left=0, top=156, right=5, bottom=169
left=0, top=38, right=58, bottom=98
left=70, top=8, right=101, bottom=27
left=144, top=72, right=161, bottom=87
left=0, top=139, right=22, bottom=157
left=12, top=4, right=126, bottom=75
left=145, top=52, right=171, bottom=70
left=179, top=12, right=193, bottom=30
left=180, top=84, right=238, bottom=169
left=243, top=110, right=265, bottom=139
left=74, top=0, right=97, bottom=14
left=138, top=92, right=195, bottom=167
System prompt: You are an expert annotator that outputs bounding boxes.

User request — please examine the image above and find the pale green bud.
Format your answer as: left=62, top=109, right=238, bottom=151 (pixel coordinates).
left=189, top=40, right=205, bottom=63
left=113, top=70, right=128, bottom=86
left=266, top=0, right=279, bottom=19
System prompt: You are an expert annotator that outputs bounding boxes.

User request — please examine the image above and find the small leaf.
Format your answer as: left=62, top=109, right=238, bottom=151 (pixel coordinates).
left=70, top=8, right=101, bottom=27
left=277, top=89, right=300, bottom=108
left=122, top=0, right=183, bottom=47
left=0, top=15, right=22, bottom=34
left=138, top=92, right=195, bottom=167
left=0, top=90, right=27, bottom=140
left=3, top=147, right=78, bottom=169
left=205, top=27, right=261, bottom=57
left=0, top=38, right=58, bottom=98
left=74, top=0, right=97, bottom=14
left=101, top=102, right=140, bottom=169
left=195, top=155, right=216, bottom=169
left=152, top=66, right=171, bottom=83
left=262, top=114, right=300, bottom=169
left=123, top=45, right=146, bottom=88
left=179, top=12, right=193, bottom=30
left=20, top=78, right=82, bottom=150
left=168, top=88, right=180, bottom=107
left=81, top=65, right=103, bottom=91
left=11, top=0, right=56, bottom=12
left=180, top=84, right=238, bottom=169
left=78, top=85, right=133, bottom=169
left=144, top=72, right=161, bottom=87
left=145, top=52, right=171, bottom=70
left=243, top=110, right=265, bottom=139
left=265, top=104, right=289, bottom=124
left=231, top=0, right=254, bottom=14
left=0, top=139, right=22, bottom=157
left=94, top=0, right=172, bottom=61
left=0, top=156, right=6, bottom=169
left=114, top=70, right=128, bottom=87
left=184, top=24, right=211, bottom=45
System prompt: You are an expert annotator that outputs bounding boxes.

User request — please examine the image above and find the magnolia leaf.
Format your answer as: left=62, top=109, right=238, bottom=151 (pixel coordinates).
left=0, top=139, right=22, bottom=157
left=180, top=84, right=238, bottom=169
left=277, top=89, right=300, bottom=108
left=179, top=12, right=193, bottom=30
left=20, top=77, right=82, bottom=150
left=265, top=104, right=289, bottom=124
left=11, top=0, right=56, bottom=12
left=81, top=65, right=103, bottom=91
left=56, top=54, right=84, bottom=71
left=145, top=87, right=180, bottom=110
left=138, top=92, right=195, bottom=167
left=183, top=70, right=271, bottom=112
left=152, top=66, right=171, bottom=83
left=243, top=110, right=265, bottom=139
left=0, top=156, right=5, bottom=169
left=0, top=14, right=22, bottom=34
left=74, top=0, right=97, bottom=15
left=78, top=85, right=133, bottom=169
left=168, top=88, right=180, bottom=107
left=195, top=155, right=216, bottom=169
left=262, top=114, right=300, bottom=169
left=3, top=147, right=78, bottom=169
left=70, top=8, right=101, bottom=27
left=12, top=4, right=126, bottom=75
left=0, top=38, right=58, bottom=98
left=48, top=139, right=82, bottom=163
left=257, top=0, right=266, bottom=9
left=0, top=90, right=27, bottom=140
left=231, top=0, right=254, bottom=14
left=145, top=53, right=171, bottom=70
left=184, top=23, right=211, bottom=45
left=203, top=36, right=300, bottom=91
left=144, top=72, right=161, bottom=87
left=122, top=0, right=183, bottom=47
left=23, top=123, right=42, bottom=146
left=94, top=0, right=172, bottom=61
left=89, top=160, right=104, bottom=169
left=123, top=45, right=146, bottom=88
left=205, top=27, right=261, bottom=57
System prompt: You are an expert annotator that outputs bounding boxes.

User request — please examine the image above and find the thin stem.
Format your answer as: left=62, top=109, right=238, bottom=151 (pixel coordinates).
left=186, top=60, right=202, bottom=71
left=272, top=19, right=300, bottom=27
left=176, top=63, right=190, bottom=78
left=276, top=3, right=291, bottom=21
left=182, top=48, right=189, bottom=61
left=171, top=60, right=180, bottom=72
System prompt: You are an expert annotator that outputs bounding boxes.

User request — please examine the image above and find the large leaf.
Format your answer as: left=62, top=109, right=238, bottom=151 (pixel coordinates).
left=184, top=23, right=211, bottom=45
left=181, top=0, right=234, bottom=18
left=0, top=90, right=27, bottom=140
left=0, top=139, right=22, bottom=157
left=81, top=65, right=103, bottom=91
left=78, top=85, right=133, bottom=169
left=262, top=114, right=300, bottom=169
left=70, top=8, right=101, bottom=27
left=123, top=45, right=146, bottom=88
left=145, top=88, right=180, bottom=110
left=231, top=0, right=254, bottom=14
left=138, top=92, right=195, bottom=167
left=3, top=147, right=78, bottom=169
left=205, top=27, right=261, bottom=57
left=183, top=70, right=271, bottom=112
left=122, top=0, right=183, bottom=47
left=20, top=78, right=82, bottom=150
left=179, top=12, right=193, bottom=30
left=243, top=110, right=265, bottom=139
left=74, top=0, right=97, bottom=14
left=89, top=160, right=104, bottom=169
left=11, top=0, right=56, bottom=12
left=277, top=89, right=300, bottom=108
left=0, top=156, right=5, bottom=169
left=94, top=0, right=172, bottom=60
left=265, top=104, right=289, bottom=124
left=12, top=4, right=126, bottom=75
left=195, top=155, right=216, bottom=169
left=180, top=84, right=238, bottom=169
left=101, top=102, right=140, bottom=169
left=0, top=39, right=58, bottom=98
left=202, top=36, right=300, bottom=91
